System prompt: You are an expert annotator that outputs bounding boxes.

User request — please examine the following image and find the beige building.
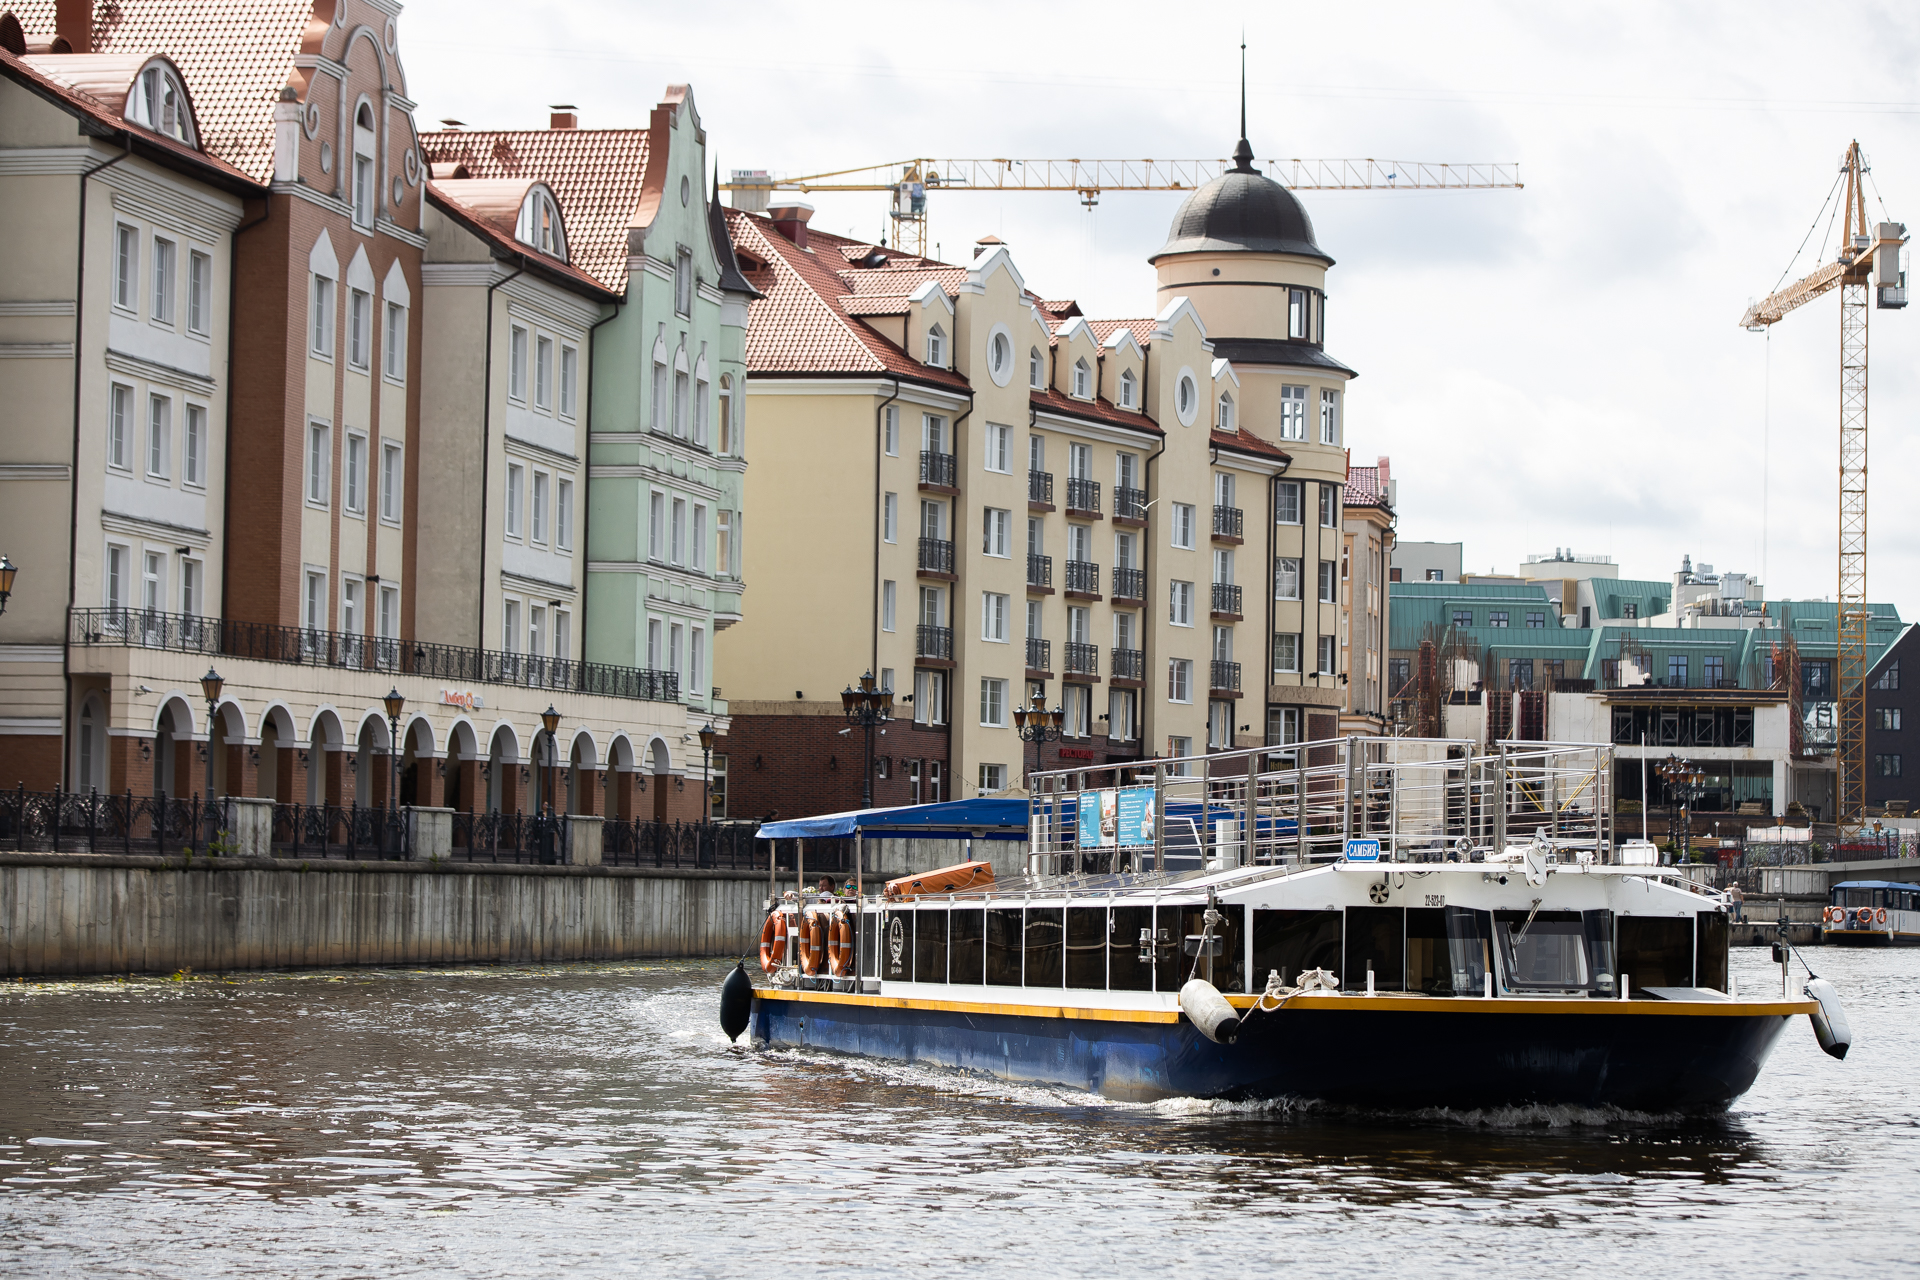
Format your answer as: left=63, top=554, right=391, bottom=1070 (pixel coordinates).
left=715, top=132, right=1369, bottom=813
left=1342, top=458, right=1397, bottom=733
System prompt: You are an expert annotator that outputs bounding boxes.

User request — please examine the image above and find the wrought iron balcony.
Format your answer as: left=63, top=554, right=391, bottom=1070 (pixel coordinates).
left=1210, top=659, right=1242, bottom=694
left=1113, top=486, right=1147, bottom=523
left=1028, top=469, right=1054, bottom=507
left=1026, top=637, right=1051, bottom=672
left=1110, top=567, right=1145, bottom=601
left=66, top=607, right=679, bottom=702
left=916, top=624, right=953, bottom=662
left=1064, top=559, right=1101, bottom=597
left=1212, top=505, right=1244, bottom=541
left=918, top=537, right=955, bottom=577
left=1110, top=647, right=1145, bottom=682
left=920, top=450, right=957, bottom=490
left=1065, top=476, right=1102, bottom=515
left=1027, top=553, right=1053, bottom=590
left=1064, top=642, right=1100, bottom=678
left=1211, top=582, right=1243, bottom=617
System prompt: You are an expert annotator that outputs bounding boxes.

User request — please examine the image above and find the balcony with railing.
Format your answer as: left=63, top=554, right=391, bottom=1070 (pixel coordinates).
left=916, top=624, right=954, bottom=664
left=1064, top=641, right=1100, bottom=680
left=67, top=608, right=679, bottom=701
left=1065, top=476, right=1102, bottom=518
left=1212, top=504, right=1244, bottom=544
left=1110, top=647, right=1145, bottom=685
left=1110, top=566, right=1145, bottom=602
left=1211, top=582, right=1243, bottom=620
left=917, top=537, right=956, bottom=579
left=1028, top=469, right=1055, bottom=510
left=1026, top=553, right=1053, bottom=593
left=1064, top=559, right=1101, bottom=599
left=920, top=450, right=958, bottom=492
left=1210, top=659, right=1242, bottom=697
left=1113, top=486, right=1147, bottom=525
left=1025, top=637, right=1051, bottom=675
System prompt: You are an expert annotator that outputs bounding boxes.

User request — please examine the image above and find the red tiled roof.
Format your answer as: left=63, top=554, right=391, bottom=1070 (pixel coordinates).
left=1346, top=463, right=1388, bottom=506
left=1213, top=427, right=1291, bottom=463
left=730, top=209, right=968, bottom=389
left=835, top=263, right=967, bottom=297
left=425, top=182, right=619, bottom=303
left=419, top=128, right=650, bottom=293
left=841, top=296, right=912, bottom=317
left=1086, top=318, right=1154, bottom=348
left=1030, top=387, right=1162, bottom=436
left=11, top=0, right=321, bottom=183
left=2, top=47, right=260, bottom=189
left=1040, top=299, right=1082, bottom=318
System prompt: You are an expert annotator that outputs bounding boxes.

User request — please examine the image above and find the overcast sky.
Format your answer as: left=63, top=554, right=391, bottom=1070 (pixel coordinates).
left=402, top=0, right=1920, bottom=612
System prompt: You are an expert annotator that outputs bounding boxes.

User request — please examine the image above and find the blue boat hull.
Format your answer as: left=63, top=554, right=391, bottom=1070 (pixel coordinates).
left=753, top=994, right=1797, bottom=1110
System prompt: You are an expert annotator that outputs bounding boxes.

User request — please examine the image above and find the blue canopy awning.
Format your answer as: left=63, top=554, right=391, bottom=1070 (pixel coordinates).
left=756, top=798, right=1032, bottom=841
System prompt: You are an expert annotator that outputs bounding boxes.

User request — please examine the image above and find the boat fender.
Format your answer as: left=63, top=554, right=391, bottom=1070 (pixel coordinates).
left=719, top=960, right=754, bottom=1043
left=1180, top=979, right=1241, bottom=1045
left=1804, top=977, right=1852, bottom=1061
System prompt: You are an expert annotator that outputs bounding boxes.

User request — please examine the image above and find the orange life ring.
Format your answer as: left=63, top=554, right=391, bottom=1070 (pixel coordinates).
left=1876, top=907, right=1889, bottom=925
left=798, top=910, right=827, bottom=976
left=828, top=912, right=855, bottom=976
left=758, top=911, right=790, bottom=975
left=1858, top=908, right=1876, bottom=924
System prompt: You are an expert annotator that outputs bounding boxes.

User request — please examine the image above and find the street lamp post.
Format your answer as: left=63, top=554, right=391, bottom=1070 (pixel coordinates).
left=698, top=721, right=717, bottom=822
left=383, top=687, right=405, bottom=852
left=1013, top=692, right=1065, bottom=792
left=0, top=554, right=17, bottom=616
left=840, top=672, right=893, bottom=810
left=540, top=704, right=560, bottom=862
left=200, top=667, right=223, bottom=848
left=1656, top=755, right=1708, bottom=864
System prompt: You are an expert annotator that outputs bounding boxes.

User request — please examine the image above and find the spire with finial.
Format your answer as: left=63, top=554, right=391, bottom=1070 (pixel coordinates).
left=1232, top=33, right=1256, bottom=173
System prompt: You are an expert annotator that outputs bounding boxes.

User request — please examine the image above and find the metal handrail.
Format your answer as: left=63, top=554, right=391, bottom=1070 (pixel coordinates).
left=1027, top=553, right=1053, bottom=589
left=1065, top=476, right=1101, bottom=513
left=1111, top=567, right=1145, bottom=601
left=918, top=538, right=955, bottom=575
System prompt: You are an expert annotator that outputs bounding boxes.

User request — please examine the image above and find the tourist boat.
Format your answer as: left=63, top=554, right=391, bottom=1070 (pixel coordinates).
left=725, top=738, right=1848, bottom=1109
left=1823, top=880, right=1920, bottom=946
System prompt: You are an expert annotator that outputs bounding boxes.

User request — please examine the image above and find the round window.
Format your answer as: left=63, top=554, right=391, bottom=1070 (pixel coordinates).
left=318, top=141, right=332, bottom=173
left=391, top=177, right=404, bottom=207
left=1177, top=374, right=1197, bottom=424
left=680, top=175, right=691, bottom=207
left=991, top=333, right=1010, bottom=375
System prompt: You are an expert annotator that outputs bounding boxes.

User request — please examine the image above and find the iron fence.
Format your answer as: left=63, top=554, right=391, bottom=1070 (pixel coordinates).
left=1026, top=638, right=1051, bottom=673
left=1064, top=559, right=1100, bottom=595
left=1065, top=477, right=1102, bottom=514
left=1113, top=487, right=1147, bottom=522
left=1, top=786, right=222, bottom=855
left=272, top=802, right=410, bottom=860
left=1027, top=553, right=1052, bottom=590
left=1028, top=470, right=1054, bottom=505
left=603, top=820, right=763, bottom=869
left=918, top=537, right=954, bottom=576
left=920, top=450, right=957, bottom=488
left=1111, top=567, right=1145, bottom=601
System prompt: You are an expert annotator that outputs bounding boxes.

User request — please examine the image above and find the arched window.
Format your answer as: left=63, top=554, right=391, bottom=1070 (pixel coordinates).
left=1176, top=373, right=1197, bottom=424
left=1217, top=392, right=1234, bottom=432
left=989, top=330, right=1012, bottom=381
left=1029, top=347, right=1044, bottom=389
left=926, top=323, right=946, bottom=368
left=515, top=187, right=567, bottom=259
left=717, top=374, right=734, bottom=455
left=1072, top=358, right=1091, bottom=399
left=126, top=61, right=196, bottom=145
left=351, top=100, right=375, bottom=227
left=1119, top=369, right=1137, bottom=410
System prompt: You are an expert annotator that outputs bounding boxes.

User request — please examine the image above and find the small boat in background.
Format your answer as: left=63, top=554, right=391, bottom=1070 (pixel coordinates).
left=1823, top=880, right=1920, bottom=946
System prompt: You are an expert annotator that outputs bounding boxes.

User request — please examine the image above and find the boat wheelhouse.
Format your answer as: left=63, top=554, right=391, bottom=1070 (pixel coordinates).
left=740, top=737, right=1826, bottom=1109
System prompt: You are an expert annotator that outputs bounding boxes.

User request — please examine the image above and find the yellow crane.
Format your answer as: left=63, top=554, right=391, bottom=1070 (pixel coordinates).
left=1740, top=141, right=1908, bottom=831
left=723, top=157, right=1522, bottom=258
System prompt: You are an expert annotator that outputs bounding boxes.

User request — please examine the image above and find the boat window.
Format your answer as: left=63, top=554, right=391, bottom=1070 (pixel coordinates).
left=915, top=908, right=949, bottom=984
left=949, top=907, right=985, bottom=984
left=1445, top=906, right=1492, bottom=996
left=1492, top=911, right=1588, bottom=993
left=1617, top=916, right=1694, bottom=991
left=1024, top=908, right=1064, bottom=987
left=1695, top=912, right=1729, bottom=992
left=1108, top=906, right=1154, bottom=991
left=985, top=908, right=1024, bottom=985
left=859, top=908, right=879, bottom=980
left=1345, top=907, right=1407, bottom=993
left=1583, top=910, right=1617, bottom=997
left=1406, top=908, right=1453, bottom=994
left=884, top=908, right=914, bottom=980
left=1152, top=906, right=1189, bottom=992
left=1153, top=904, right=1246, bottom=993
left=1250, top=909, right=1342, bottom=990
left=1065, top=908, right=1107, bottom=989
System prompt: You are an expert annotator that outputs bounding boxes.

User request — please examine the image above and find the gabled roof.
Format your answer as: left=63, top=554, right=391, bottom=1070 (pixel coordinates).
left=1346, top=463, right=1390, bottom=507
left=1213, top=427, right=1290, bottom=463
left=1031, top=387, right=1162, bottom=436
left=10, top=0, right=327, bottom=183
left=424, top=181, right=619, bottom=303
left=420, top=127, right=651, bottom=293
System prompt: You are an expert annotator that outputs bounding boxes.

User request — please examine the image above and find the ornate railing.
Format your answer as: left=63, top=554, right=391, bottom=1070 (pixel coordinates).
left=920, top=450, right=957, bottom=488
left=918, top=537, right=954, bottom=576
left=1211, top=582, right=1243, bottom=617
left=1065, top=477, right=1101, bottom=514
left=602, top=820, right=761, bottom=869
left=273, top=801, right=409, bottom=860
left=916, top=624, right=953, bottom=661
left=1028, top=470, right=1054, bottom=505
left=1113, top=486, right=1147, bottom=522
left=449, top=809, right=564, bottom=864
left=1213, top=505, right=1244, bottom=540
left=1111, top=647, right=1145, bottom=681
left=2, top=786, right=215, bottom=856
left=1064, top=559, right=1100, bottom=595
left=1211, top=659, right=1242, bottom=693
left=1111, top=567, right=1145, bottom=601
left=1064, top=642, right=1100, bottom=677
left=1027, top=553, right=1052, bottom=590
left=68, top=608, right=678, bottom=703
left=1026, top=637, right=1051, bottom=672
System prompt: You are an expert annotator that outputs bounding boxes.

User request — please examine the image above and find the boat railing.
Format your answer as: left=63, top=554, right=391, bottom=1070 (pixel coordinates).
left=1024, top=734, right=1615, bottom=877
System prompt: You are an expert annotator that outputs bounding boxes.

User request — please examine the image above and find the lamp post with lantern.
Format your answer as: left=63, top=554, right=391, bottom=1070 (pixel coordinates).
left=698, top=721, right=717, bottom=822
left=1014, top=692, right=1065, bottom=793
left=383, top=687, right=405, bottom=852
left=540, top=704, right=561, bottom=862
left=0, top=554, right=17, bottom=617
left=1656, top=754, right=1707, bottom=864
left=199, top=667, right=222, bottom=848
left=841, top=672, right=893, bottom=811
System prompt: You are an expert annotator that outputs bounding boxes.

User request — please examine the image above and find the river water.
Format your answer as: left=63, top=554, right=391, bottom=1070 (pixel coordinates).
left=1, top=946, right=1915, bottom=1278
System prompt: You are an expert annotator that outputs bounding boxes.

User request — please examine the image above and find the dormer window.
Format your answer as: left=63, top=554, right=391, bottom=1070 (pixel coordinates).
left=926, top=323, right=946, bottom=368
left=1119, top=369, right=1137, bottom=410
left=515, top=186, right=567, bottom=259
left=351, top=101, right=375, bottom=228
left=126, top=61, right=195, bottom=146
left=1072, top=358, right=1091, bottom=400
left=1217, top=392, right=1234, bottom=432
left=1029, top=347, right=1044, bottom=390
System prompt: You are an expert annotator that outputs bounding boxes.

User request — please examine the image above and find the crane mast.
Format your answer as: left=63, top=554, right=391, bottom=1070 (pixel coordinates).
left=1741, top=141, right=1908, bottom=832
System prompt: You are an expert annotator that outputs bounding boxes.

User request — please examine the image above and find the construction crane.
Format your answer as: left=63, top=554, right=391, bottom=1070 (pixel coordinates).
left=1740, top=141, right=1909, bottom=832
left=723, top=157, right=1522, bottom=258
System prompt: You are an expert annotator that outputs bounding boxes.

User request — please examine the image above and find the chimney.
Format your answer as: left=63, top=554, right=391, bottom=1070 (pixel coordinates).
left=768, top=200, right=814, bottom=250
left=1375, top=456, right=1390, bottom=492
left=973, top=234, right=1005, bottom=260
left=549, top=105, right=578, bottom=130
left=55, top=0, right=92, bottom=52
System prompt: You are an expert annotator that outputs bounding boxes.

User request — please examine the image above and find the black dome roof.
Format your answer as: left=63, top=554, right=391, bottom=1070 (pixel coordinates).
left=1152, top=144, right=1331, bottom=266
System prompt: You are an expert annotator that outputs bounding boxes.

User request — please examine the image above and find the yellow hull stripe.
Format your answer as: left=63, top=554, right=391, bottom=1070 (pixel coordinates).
left=759, top=988, right=1815, bottom=1022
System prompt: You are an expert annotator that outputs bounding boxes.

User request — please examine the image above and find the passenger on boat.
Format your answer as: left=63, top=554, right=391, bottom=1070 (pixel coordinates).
left=817, top=877, right=837, bottom=899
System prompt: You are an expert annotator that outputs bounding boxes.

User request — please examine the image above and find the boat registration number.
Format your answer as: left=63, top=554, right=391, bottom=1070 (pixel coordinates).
left=1425, top=894, right=1445, bottom=907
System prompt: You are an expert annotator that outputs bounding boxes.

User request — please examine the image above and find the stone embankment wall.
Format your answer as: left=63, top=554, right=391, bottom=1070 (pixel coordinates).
left=0, top=853, right=804, bottom=977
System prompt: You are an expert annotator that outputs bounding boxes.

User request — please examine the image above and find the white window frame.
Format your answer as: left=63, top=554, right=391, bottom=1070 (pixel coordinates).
left=1119, top=369, right=1137, bottom=409
left=113, top=224, right=138, bottom=312
left=675, top=248, right=693, bottom=317
left=307, top=421, right=331, bottom=506
left=1168, top=658, right=1193, bottom=704
left=693, top=502, right=708, bottom=572
left=978, top=763, right=1006, bottom=794
left=982, top=592, right=1009, bottom=643
left=1318, top=635, right=1336, bottom=675
left=1279, top=385, right=1307, bottom=441
left=348, top=288, right=370, bottom=369
left=311, top=275, right=334, bottom=358
left=1276, top=558, right=1302, bottom=601
left=1276, top=480, right=1303, bottom=525
left=979, top=676, right=1008, bottom=727
left=915, top=669, right=948, bottom=726
left=883, top=404, right=899, bottom=456
left=380, top=442, right=402, bottom=524
left=1320, top=485, right=1340, bottom=528
left=984, top=422, right=1011, bottom=473
left=883, top=492, right=898, bottom=543
left=1319, top=560, right=1337, bottom=603
left=559, top=343, right=578, bottom=418
left=385, top=301, right=406, bottom=381
left=150, top=236, right=175, bottom=325
left=1274, top=632, right=1301, bottom=674
left=187, top=249, right=211, bottom=337
left=502, top=596, right=521, bottom=653
left=531, top=469, right=550, bottom=545
left=183, top=403, right=206, bottom=488
left=716, top=509, right=733, bottom=578
left=1029, top=347, right=1044, bottom=390
left=649, top=490, right=666, bottom=562
left=343, top=430, right=367, bottom=515
left=671, top=497, right=688, bottom=566
left=882, top=580, right=897, bottom=632
left=509, top=324, right=529, bottom=403
left=108, top=383, right=132, bottom=470
left=1170, top=580, right=1194, bottom=627
left=926, top=323, right=946, bottom=368
left=982, top=507, right=1011, bottom=558
left=180, top=556, right=202, bottom=617
left=303, top=570, right=326, bottom=633
left=505, top=462, right=524, bottom=538
left=535, top=334, right=554, bottom=410
left=1072, top=358, right=1091, bottom=399
left=1217, top=392, right=1234, bottom=432
left=1320, top=388, right=1340, bottom=445
left=142, top=549, right=164, bottom=612
left=145, top=393, right=171, bottom=479
left=556, top=479, right=574, bottom=551
left=1171, top=502, right=1195, bottom=550
left=105, top=543, right=128, bottom=611
left=341, top=575, right=362, bottom=636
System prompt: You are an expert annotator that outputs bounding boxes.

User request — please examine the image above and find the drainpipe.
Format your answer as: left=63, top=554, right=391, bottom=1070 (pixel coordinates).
left=475, top=266, right=524, bottom=648
left=872, top=377, right=901, bottom=677
left=947, top=388, right=975, bottom=787
left=1140, top=426, right=1167, bottom=764
left=63, top=139, right=134, bottom=790
left=1267, top=461, right=1289, bottom=750
left=578, top=296, right=624, bottom=667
